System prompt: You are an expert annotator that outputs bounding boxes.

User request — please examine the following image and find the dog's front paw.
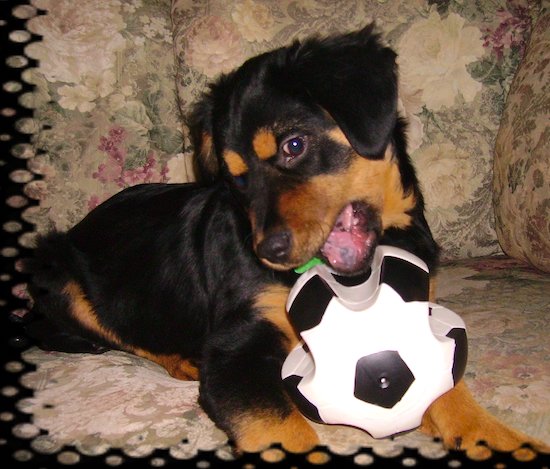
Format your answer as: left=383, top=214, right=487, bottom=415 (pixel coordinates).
left=233, top=409, right=319, bottom=454
left=421, top=381, right=550, bottom=461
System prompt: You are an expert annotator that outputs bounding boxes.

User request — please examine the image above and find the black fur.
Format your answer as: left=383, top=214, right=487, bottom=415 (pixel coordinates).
left=25, top=25, right=439, bottom=450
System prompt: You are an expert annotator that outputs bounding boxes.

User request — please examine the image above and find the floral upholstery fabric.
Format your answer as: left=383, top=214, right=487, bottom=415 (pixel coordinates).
left=25, top=0, right=188, bottom=234
left=23, top=0, right=537, bottom=260
left=493, top=6, right=550, bottom=272
left=19, top=258, right=550, bottom=457
left=171, top=0, right=536, bottom=260
left=14, top=0, right=549, bottom=463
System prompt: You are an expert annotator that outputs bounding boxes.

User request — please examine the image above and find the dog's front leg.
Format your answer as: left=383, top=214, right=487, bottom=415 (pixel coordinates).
left=420, top=379, right=549, bottom=459
left=199, top=319, right=319, bottom=454
left=425, top=279, right=549, bottom=459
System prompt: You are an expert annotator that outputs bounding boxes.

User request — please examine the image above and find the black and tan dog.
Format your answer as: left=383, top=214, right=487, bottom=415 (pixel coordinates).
left=25, top=26, right=546, bottom=457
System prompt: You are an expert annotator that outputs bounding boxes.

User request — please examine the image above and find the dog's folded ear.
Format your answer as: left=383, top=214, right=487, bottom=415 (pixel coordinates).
left=188, top=93, right=219, bottom=183
left=288, top=24, right=398, bottom=158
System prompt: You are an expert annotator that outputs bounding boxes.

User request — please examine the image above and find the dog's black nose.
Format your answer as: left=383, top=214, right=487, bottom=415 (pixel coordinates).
left=257, top=231, right=291, bottom=264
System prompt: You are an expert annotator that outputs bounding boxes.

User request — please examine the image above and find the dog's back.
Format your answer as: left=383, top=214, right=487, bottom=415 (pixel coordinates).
left=24, top=182, right=276, bottom=357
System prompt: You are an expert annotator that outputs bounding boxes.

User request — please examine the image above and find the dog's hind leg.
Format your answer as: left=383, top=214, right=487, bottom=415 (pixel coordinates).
left=24, top=308, right=110, bottom=354
left=132, top=350, right=200, bottom=381
left=24, top=232, right=112, bottom=353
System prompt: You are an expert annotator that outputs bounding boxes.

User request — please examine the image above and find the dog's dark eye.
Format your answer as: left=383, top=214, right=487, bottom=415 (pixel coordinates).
left=282, top=136, right=307, bottom=161
left=233, top=174, right=248, bottom=189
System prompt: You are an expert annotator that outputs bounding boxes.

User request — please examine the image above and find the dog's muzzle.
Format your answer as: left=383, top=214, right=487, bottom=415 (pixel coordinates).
left=256, top=201, right=379, bottom=275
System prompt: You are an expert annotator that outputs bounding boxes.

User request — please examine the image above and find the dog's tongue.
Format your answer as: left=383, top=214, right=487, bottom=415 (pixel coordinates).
left=321, top=203, right=374, bottom=273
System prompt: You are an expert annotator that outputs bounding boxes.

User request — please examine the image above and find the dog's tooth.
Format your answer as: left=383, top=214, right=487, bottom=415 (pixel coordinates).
left=341, top=203, right=355, bottom=229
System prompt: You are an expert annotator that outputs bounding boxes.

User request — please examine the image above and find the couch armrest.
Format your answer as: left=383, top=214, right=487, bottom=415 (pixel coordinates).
left=493, top=5, right=550, bottom=272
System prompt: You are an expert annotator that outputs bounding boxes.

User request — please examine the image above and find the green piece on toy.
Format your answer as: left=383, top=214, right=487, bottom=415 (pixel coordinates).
left=294, top=257, right=324, bottom=274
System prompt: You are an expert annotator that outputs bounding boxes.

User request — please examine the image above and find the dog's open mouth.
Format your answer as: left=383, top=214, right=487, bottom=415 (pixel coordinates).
left=320, top=202, right=379, bottom=274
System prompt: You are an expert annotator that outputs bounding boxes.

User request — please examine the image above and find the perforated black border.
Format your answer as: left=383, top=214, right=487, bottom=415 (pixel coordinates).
left=1, top=3, right=39, bottom=467
left=1, top=1, right=549, bottom=467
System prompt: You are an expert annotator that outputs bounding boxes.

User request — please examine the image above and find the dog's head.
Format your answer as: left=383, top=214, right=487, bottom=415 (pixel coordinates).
left=190, top=25, right=437, bottom=275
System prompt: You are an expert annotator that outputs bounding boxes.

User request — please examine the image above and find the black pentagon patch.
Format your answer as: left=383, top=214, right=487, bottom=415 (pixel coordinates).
left=288, top=275, right=334, bottom=333
left=380, top=257, right=429, bottom=302
left=354, top=351, right=415, bottom=408
left=446, top=328, right=468, bottom=384
left=283, top=375, right=323, bottom=423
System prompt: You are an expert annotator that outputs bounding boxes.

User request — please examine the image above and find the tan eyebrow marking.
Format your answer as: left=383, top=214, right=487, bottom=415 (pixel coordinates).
left=223, top=150, right=249, bottom=176
left=253, top=128, right=278, bottom=160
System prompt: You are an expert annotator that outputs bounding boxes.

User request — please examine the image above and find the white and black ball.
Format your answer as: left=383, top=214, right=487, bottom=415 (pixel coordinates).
left=282, top=246, right=467, bottom=438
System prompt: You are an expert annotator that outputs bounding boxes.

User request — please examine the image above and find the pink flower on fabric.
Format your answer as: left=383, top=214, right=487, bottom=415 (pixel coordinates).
left=483, top=6, right=531, bottom=60
left=90, top=126, right=168, bottom=209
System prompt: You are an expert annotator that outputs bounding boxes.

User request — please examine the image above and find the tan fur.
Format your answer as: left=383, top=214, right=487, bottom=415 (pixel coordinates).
left=429, top=276, right=437, bottom=302
left=223, top=150, right=249, bottom=177
left=270, top=146, right=415, bottom=269
left=238, top=285, right=320, bottom=453
left=380, top=162, right=416, bottom=228
left=63, top=281, right=122, bottom=346
left=198, top=132, right=218, bottom=175
left=421, top=380, right=550, bottom=460
left=252, top=128, right=278, bottom=160
left=326, top=129, right=415, bottom=228
left=234, top=409, right=319, bottom=453
left=326, top=127, right=350, bottom=147
left=254, top=284, right=298, bottom=351
left=63, top=281, right=199, bottom=381
left=133, top=350, right=199, bottom=381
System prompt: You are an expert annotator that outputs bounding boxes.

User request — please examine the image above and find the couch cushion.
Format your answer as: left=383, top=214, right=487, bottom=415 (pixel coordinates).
left=171, top=0, right=535, bottom=260
left=493, top=6, right=550, bottom=272
left=19, top=256, right=550, bottom=456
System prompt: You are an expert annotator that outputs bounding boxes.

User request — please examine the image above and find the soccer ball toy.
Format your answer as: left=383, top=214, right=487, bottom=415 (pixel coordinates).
left=281, top=245, right=467, bottom=438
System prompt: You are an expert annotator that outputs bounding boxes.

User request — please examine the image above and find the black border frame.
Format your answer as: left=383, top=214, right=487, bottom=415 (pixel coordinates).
left=1, top=1, right=549, bottom=467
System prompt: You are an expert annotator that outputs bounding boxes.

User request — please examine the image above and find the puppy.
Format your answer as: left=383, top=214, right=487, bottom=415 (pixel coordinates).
left=25, top=25, right=546, bottom=457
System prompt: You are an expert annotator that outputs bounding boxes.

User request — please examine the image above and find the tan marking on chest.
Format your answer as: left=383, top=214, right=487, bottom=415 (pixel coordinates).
left=254, top=284, right=299, bottom=351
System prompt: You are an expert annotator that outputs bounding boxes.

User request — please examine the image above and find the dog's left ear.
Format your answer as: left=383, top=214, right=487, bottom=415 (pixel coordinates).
left=188, top=92, right=219, bottom=183
left=289, top=25, right=398, bottom=158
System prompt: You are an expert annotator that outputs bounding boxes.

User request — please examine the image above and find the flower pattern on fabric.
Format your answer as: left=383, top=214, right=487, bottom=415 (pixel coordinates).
left=183, top=16, right=246, bottom=78
left=20, top=0, right=547, bottom=455
left=25, top=0, right=182, bottom=234
left=413, top=142, right=489, bottom=258
left=493, top=8, right=550, bottom=272
left=231, top=0, right=278, bottom=43
left=25, top=0, right=536, bottom=261
left=397, top=11, right=485, bottom=112
left=27, top=0, right=126, bottom=86
left=25, top=0, right=536, bottom=259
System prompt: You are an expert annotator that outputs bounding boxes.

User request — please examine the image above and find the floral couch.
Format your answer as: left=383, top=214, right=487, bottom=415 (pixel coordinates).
left=3, top=0, right=549, bottom=465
